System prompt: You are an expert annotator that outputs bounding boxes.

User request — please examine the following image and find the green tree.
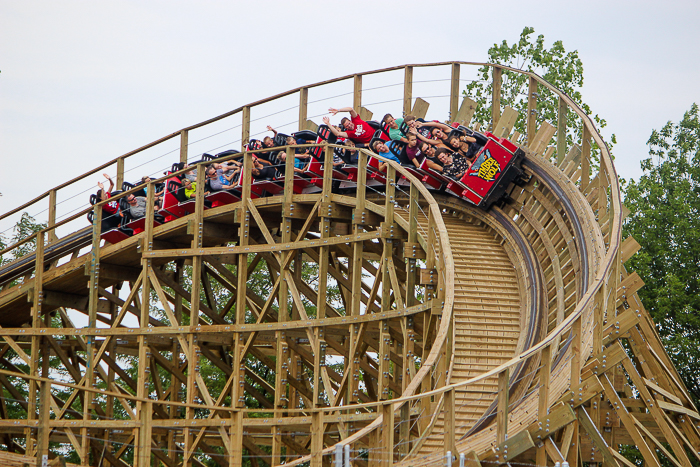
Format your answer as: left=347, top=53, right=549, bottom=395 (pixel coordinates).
left=623, top=103, right=700, bottom=404
left=0, top=212, right=47, bottom=265
left=464, top=27, right=616, bottom=162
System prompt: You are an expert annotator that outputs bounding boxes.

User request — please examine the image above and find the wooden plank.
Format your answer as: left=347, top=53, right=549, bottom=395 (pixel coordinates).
left=359, top=106, right=373, bottom=122
left=411, top=98, right=429, bottom=119
left=353, top=74, right=362, bottom=113
left=450, top=63, right=460, bottom=120
left=305, top=119, right=319, bottom=133
left=557, top=96, right=568, bottom=164
left=143, top=230, right=382, bottom=258
left=299, top=87, right=309, bottom=131
left=576, top=406, right=619, bottom=467
left=497, top=368, right=509, bottom=445
left=600, top=374, right=662, bottom=467
left=617, top=272, right=644, bottom=303
left=656, top=400, right=700, bottom=421
left=241, top=106, right=251, bottom=146
left=180, top=129, right=188, bottom=163
left=530, top=121, right=556, bottom=157
left=491, top=67, right=502, bottom=127
left=527, top=77, right=537, bottom=147
left=603, top=308, right=640, bottom=346
left=403, top=66, right=413, bottom=115
left=581, top=124, right=591, bottom=192
left=492, top=106, right=518, bottom=139
left=454, top=96, right=477, bottom=126
left=620, top=236, right=641, bottom=264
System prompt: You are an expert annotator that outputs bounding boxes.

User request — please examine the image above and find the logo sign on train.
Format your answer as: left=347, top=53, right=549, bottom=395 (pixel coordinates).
left=469, top=150, right=502, bottom=182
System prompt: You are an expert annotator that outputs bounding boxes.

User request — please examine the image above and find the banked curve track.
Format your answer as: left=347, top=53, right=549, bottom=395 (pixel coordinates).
left=0, top=62, right=697, bottom=467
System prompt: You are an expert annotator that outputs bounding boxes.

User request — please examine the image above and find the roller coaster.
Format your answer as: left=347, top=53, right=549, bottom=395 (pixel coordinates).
left=0, top=62, right=698, bottom=467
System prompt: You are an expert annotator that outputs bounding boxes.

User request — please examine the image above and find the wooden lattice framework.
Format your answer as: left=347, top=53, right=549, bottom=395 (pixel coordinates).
left=0, top=62, right=698, bottom=467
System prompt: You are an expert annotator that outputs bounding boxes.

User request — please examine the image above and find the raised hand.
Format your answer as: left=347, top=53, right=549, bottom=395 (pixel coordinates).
left=328, top=108, right=339, bottom=116
left=103, top=173, right=112, bottom=180
left=266, top=125, right=274, bottom=132
left=322, top=116, right=331, bottom=125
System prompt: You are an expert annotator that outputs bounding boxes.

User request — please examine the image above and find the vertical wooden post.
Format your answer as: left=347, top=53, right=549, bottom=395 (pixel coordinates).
left=348, top=150, right=367, bottom=405
left=382, top=403, right=395, bottom=467
left=491, top=67, right=502, bottom=128
left=48, top=190, right=57, bottom=243
left=82, top=205, right=102, bottom=464
left=450, top=63, right=460, bottom=122
left=35, top=348, right=51, bottom=467
left=241, top=106, right=251, bottom=146
left=233, top=152, right=252, bottom=411
left=444, top=388, right=456, bottom=458
left=299, top=87, right=309, bottom=131
left=136, top=186, right=155, bottom=466
left=557, top=97, right=568, bottom=164
left=311, top=411, right=323, bottom=467
left=180, top=129, right=189, bottom=163
left=527, top=77, right=538, bottom=147
left=379, top=164, right=396, bottom=400
left=183, top=168, right=204, bottom=466
left=594, top=281, right=605, bottom=353
left=403, top=66, right=413, bottom=116
left=581, top=125, right=591, bottom=192
left=137, top=401, right=152, bottom=467
left=28, top=230, right=45, bottom=462
left=116, top=157, right=125, bottom=189
left=497, top=368, right=509, bottom=445
left=353, top=74, right=362, bottom=113
left=536, top=345, right=552, bottom=467
left=399, top=402, right=411, bottom=459
left=272, top=147, right=296, bottom=465
left=230, top=410, right=244, bottom=467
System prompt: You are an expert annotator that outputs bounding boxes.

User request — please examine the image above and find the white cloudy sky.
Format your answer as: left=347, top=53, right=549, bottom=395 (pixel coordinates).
left=1, top=0, right=699, bottom=236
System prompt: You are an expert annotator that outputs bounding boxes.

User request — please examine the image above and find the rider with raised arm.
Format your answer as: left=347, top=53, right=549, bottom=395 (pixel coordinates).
left=323, top=107, right=374, bottom=146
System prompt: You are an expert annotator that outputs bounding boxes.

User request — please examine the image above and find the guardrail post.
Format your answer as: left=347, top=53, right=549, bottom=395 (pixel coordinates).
left=242, top=106, right=251, bottom=146
left=580, top=124, right=591, bottom=192
left=527, top=77, right=538, bottom=147
left=404, top=66, right=413, bottom=116
left=353, top=75, right=362, bottom=114
left=450, top=63, right=460, bottom=122
left=491, top=67, right=502, bottom=129
left=48, top=189, right=57, bottom=243
left=299, top=87, right=309, bottom=131
left=557, top=97, right=568, bottom=164
left=180, top=129, right=189, bottom=163
left=497, top=368, right=509, bottom=445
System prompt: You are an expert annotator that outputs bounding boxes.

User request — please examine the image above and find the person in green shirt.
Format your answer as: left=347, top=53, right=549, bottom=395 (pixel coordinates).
left=182, top=178, right=209, bottom=199
left=381, top=114, right=408, bottom=143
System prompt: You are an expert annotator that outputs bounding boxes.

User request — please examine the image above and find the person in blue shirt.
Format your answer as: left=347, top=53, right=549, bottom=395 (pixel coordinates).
left=371, top=140, right=402, bottom=171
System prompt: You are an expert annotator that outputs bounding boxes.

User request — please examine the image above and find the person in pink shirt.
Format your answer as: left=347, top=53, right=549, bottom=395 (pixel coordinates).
left=323, top=107, right=374, bottom=146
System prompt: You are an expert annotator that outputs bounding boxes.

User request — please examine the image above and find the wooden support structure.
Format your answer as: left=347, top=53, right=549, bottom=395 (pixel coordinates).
left=0, top=62, right=694, bottom=467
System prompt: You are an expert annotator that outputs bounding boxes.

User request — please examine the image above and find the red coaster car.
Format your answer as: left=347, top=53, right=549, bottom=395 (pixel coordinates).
left=460, top=133, right=525, bottom=209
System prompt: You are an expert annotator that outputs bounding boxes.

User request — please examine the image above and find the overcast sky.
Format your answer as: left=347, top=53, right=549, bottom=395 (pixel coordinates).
left=1, top=0, right=699, bottom=237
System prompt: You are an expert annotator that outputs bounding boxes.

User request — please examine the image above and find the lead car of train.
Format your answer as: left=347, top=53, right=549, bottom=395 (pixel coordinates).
left=89, top=120, right=527, bottom=245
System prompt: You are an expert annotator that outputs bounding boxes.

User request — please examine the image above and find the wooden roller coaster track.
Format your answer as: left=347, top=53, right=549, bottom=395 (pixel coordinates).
left=0, top=62, right=698, bottom=467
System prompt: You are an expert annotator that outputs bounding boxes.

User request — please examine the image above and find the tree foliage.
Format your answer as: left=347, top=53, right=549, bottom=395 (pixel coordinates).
left=0, top=212, right=47, bottom=265
left=623, top=103, right=700, bottom=403
left=464, top=27, right=615, bottom=162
